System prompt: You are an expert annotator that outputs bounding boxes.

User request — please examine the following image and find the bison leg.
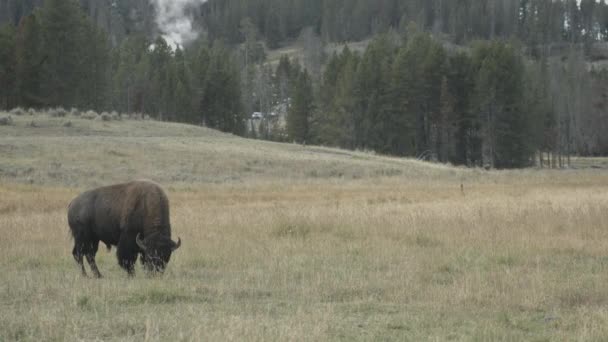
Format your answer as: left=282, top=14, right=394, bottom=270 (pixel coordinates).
left=86, top=254, right=102, bottom=278
left=72, top=244, right=87, bottom=277
left=117, top=234, right=138, bottom=276
left=85, top=241, right=102, bottom=278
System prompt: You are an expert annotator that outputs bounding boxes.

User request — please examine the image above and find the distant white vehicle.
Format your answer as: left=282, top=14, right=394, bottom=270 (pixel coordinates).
left=251, top=112, right=263, bottom=119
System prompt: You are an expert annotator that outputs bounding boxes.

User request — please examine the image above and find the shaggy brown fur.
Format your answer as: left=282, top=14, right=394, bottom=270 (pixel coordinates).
left=68, top=180, right=181, bottom=277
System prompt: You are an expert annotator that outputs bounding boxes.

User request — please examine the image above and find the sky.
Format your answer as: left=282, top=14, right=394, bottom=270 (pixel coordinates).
left=151, top=0, right=207, bottom=49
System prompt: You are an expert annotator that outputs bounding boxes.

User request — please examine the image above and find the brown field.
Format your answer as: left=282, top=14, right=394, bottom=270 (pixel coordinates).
left=2, top=112, right=608, bottom=341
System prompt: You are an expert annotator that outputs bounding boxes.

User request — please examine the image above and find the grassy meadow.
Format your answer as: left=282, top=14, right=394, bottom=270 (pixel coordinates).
left=2, top=111, right=608, bottom=341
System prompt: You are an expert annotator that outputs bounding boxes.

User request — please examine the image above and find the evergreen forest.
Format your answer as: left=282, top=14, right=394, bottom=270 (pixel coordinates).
left=1, top=0, right=608, bottom=167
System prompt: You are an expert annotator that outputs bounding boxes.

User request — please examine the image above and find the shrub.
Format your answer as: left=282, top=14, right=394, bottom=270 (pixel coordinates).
left=81, top=110, right=98, bottom=120
left=49, top=107, right=68, bottom=117
left=70, top=108, right=80, bottom=116
left=51, top=108, right=64, bottom=117
left=110, top=111, right=121, bottom=121
left=127, top=113, right=142, bottom=120
left=27, top=108, right=36, bottom=116
left=10, top=107, right=26, bottom=116
left=0, top=115, right=13, bottom=126
left=100, top=112, right=112, bottom=121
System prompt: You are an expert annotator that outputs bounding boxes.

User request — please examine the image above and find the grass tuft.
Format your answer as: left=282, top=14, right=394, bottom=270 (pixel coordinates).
left=81, top=110, right=98, bottom=120
left=10, top=107, right=25, bottom=116
left=272, top=223, right=312, bottom=239
left=77, top=296, right=93, bottom=311
left=413, top=233, right=442, bottom=248
left=0, top=115, right=13, bottom=126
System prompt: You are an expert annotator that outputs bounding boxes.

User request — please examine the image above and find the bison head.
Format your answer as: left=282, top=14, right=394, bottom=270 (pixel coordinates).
left=136, top=233, right=181, bottom=273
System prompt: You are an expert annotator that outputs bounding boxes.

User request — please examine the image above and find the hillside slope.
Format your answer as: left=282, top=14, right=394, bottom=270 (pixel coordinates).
left=0, top=111, right=470, bottom=188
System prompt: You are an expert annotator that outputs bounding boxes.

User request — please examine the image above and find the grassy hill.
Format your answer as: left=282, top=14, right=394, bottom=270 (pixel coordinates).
left=0, top=110, right=473, bottom=188
left=3, top=110, right=608, bottom=341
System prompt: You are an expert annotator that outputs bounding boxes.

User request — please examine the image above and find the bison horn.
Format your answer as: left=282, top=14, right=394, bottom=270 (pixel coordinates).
left=136, top=233, right=147, bottom=251
left=172, top=237, right=181, bottom=251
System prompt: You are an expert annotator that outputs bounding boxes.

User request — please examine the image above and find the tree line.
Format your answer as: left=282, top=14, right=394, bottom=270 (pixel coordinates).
left=4, top=1, right=608, bottom=51
left=271, top=30, right=607, bottom=167
left=199, top=0, right=608, bottom=49
left=280, top=33, right=538, bottom=168
left=0, top=0, right=245, bottom=135
left=1, top=0, right=607, bottom=167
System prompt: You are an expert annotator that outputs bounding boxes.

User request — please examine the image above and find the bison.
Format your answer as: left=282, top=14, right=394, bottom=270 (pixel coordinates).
left=68, top=180, right=181, bottom=277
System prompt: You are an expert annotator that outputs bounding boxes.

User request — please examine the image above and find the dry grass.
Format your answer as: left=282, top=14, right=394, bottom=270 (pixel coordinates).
left=0, top=112, right=468, bottom=188
left=1, top=111, right=608, bottom=340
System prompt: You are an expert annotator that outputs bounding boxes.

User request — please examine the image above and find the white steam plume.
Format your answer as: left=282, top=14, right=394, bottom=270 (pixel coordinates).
left=151, top=0, right=207, bottom=49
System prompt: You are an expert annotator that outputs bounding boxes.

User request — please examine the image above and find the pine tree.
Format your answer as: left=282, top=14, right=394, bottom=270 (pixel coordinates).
left=437, top=76, right=455, bottom=162
left=189, top=43, right=210, bottom=125
left=316, top=48, right=350, bottom=146
left=0, top=23, right=16, bottom=109
left=421, top=38, right=447, bottom=160
left=287, top=68, right=313, bottom=143
left=472, top=41, right=531, bottom=168
left=275, top=55, right=292, bottom=103
left=199, top=42, right=244, bottom=134
left=149, top=37, right=173, bottom=120
left=134, top=45, right=152, bottom=114
left=173, top=47, right=194, bottom=123
left=334, top=52, right=360, bottom=149
left=600, top=0, right=608, bottom=40
left=113, top=37, right=137, bottom=113
left=523, top=57, right=553, bottom=167
left=390, top=42, right=417, bottom=156
left=239, top=17, right=265, bottom=66
left=565, top=0, right=582, bottom=43
left=39, top=0, right=88, bottom=107
left=447, top=52, right=477, bottom=166
left=15, top=13, right=42, bottom=108
left=317, top=48, right=360, bottom=149
left=79, top=20, right=110, bottom=110
left=354, top=35, right=394, bottom=152
left=391, top=32, right=446, bottom=158
left=580, top=0, right=597, bottom=48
